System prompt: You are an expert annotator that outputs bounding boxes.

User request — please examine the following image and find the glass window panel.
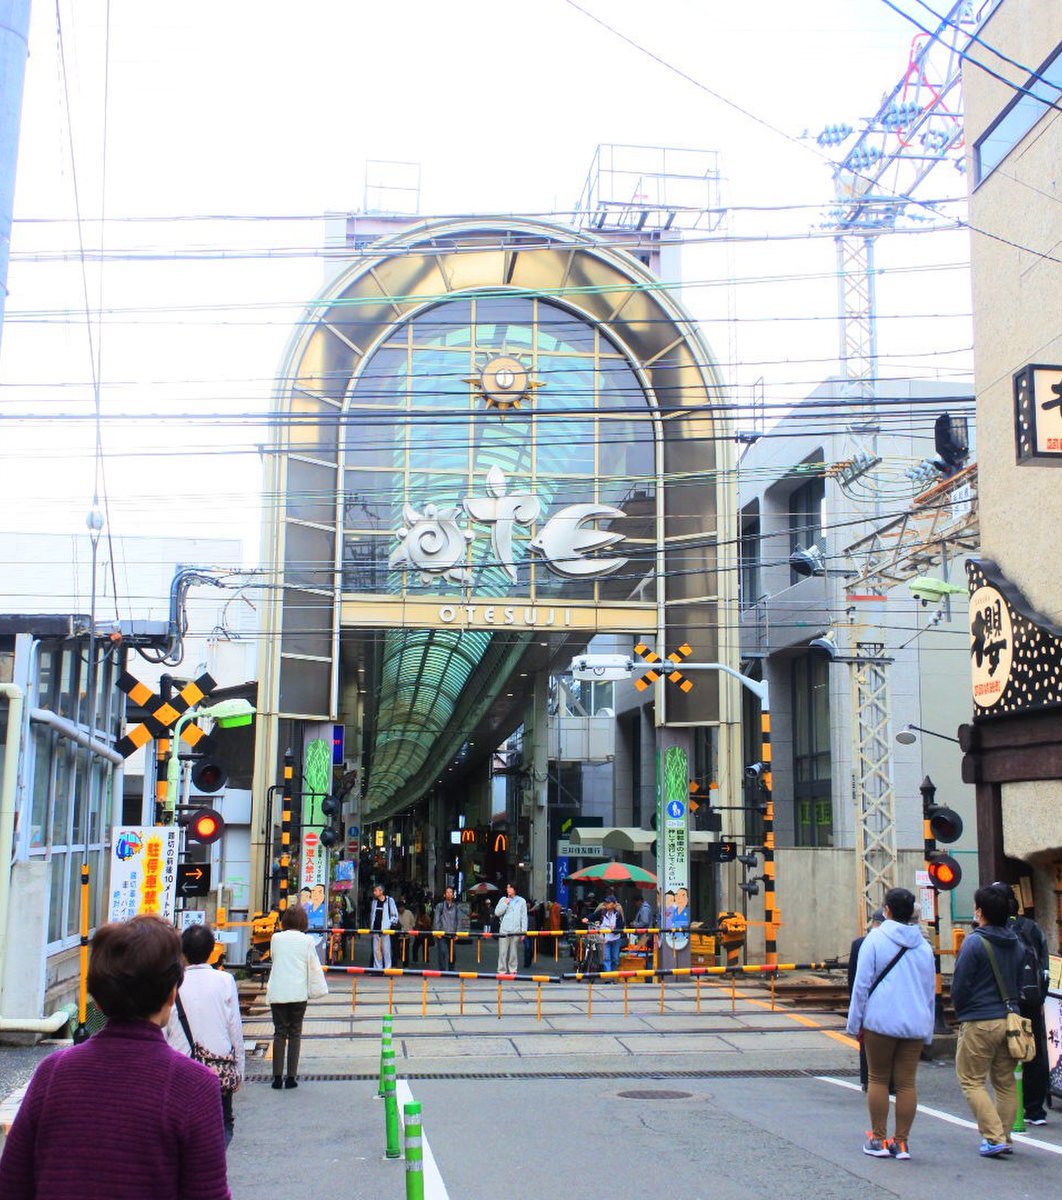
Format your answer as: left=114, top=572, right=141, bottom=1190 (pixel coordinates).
left=974, top=46, right=1062, bottom=183
left=48, top=855, right=66, bottom=944
left=472, top=297, right=534, bottom=351
left=535, top=302, right=596, bottom=354
left=89, top=848, right=104, bottom=929
left=287, top=458, right=340, bottom=524
left=37, top=648, right=59, bottom=708
left=72, top=752, right=89, bottom=847
left=52, top=743, right=74, bottom=847
left=66, top=854, right=83, bottom=940
left=89, top=763, right=107, bottom=844
left=347, top=345, right=408, bottom=407
left=30, top=726, right=52, bottom=850
left=410, top=300, right=473, bottom=348
left=58, top=647, right=78, bottom=722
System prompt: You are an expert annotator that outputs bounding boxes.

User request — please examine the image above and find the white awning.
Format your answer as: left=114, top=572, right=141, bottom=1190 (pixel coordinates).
left=569, top=826, right=718, bottom=853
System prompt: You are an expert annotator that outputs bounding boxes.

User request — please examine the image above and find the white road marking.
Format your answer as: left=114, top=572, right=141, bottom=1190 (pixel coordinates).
left=396, top=1077, right=451, bottom=1198
left=814, top=1075, right=1062, bottom=1156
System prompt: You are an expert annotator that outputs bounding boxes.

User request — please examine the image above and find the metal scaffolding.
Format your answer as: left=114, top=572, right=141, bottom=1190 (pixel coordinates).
left=851, top=644, right=898, bottom=925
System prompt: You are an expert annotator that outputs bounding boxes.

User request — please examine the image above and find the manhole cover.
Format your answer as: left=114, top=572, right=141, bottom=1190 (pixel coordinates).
left=617, top=1089, right=692, bottom=1100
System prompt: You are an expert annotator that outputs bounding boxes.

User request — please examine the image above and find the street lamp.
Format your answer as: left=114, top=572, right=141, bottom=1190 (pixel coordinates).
left=895, top=723, right=960, bottom=746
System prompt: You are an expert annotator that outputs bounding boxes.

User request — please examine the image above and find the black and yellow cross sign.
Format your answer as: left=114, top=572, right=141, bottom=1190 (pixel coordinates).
left=115, top=670, right=217, bottom=759
left=633, top=641, right=693, bottom=693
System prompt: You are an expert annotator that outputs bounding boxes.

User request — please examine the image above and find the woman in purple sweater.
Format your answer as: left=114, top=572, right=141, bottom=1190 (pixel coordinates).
left=0, top=915, right=230, bottom=1200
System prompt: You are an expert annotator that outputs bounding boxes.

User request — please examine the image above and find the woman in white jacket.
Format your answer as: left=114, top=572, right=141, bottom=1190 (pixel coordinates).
left=845, top=887, right=935, bottom=1160
left=165, top=922, right=245, bottom=1143
left=266, top=903, right=329, bottom=1089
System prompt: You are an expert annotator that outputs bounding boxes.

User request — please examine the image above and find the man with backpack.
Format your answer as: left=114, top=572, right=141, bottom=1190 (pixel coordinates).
left=994, top=881, right=1050, bottom=1125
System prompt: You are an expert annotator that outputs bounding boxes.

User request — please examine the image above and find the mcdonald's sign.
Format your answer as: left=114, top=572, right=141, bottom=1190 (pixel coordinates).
left=460, top=829, right=477, bottom=844
left=492, top=833, right=508, bottom=853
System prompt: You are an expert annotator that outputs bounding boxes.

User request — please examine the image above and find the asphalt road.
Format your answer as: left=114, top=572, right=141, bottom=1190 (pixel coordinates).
left=226, top=1067, right=1062, bottom=1200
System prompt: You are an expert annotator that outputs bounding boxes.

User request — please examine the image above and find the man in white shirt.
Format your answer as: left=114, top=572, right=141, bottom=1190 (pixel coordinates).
left=369, top=884, right=399, bottom=969
left=493, top=882, right=528, bottom=975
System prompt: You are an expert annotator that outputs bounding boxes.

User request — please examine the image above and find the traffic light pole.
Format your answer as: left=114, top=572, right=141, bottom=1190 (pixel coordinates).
left=921, top=775, right=947, bottom=1034
left=279, top=750, right=294, bottom=910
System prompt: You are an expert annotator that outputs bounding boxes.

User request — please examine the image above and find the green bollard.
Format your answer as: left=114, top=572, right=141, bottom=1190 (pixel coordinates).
left=1012, top=1063, right=1026, bottom=1133
left=403, top=1101, right=424, bottom=1200
left=382, top=1047, right=401, bottom=1159
left=377, top=1014, right=393, bottom=1098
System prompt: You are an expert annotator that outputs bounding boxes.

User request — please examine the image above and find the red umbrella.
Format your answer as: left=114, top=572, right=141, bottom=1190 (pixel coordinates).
left=467, top=882, right=499, bottom=894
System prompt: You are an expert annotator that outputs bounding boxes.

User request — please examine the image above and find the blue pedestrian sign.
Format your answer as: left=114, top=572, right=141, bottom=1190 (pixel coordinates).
left=666, top=799, right=686, bottom=820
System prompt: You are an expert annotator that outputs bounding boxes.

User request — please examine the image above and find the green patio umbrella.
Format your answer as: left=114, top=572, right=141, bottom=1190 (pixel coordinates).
left=564, top=861, right=657, bottom=889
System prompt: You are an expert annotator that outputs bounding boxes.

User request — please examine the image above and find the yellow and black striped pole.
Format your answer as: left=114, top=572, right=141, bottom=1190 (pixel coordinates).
left=72, top=863, right=91, bottom=1043
left=279, top=750, right=294, bottom=910
left=761, top=707, right=778, bottom=967
left=155, top=734, right=170, bottom=826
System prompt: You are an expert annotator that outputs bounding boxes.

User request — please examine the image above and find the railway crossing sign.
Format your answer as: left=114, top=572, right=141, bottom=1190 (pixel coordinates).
left=115, top=671, right=217, bottom=758
left=633, top=641, right=694, bottom=692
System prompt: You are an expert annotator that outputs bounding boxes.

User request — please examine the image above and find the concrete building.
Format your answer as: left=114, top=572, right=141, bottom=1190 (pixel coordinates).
left=738, top=379, right=976, bottom=958
left=959, top=2, right=1062, bottom=942
left=0, top=534, right=258, bottom=1026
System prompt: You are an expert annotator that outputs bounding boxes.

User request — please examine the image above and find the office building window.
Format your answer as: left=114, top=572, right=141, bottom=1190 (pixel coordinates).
left=789, top=476, right=824, bottom=584
left=974, top=43, right=1062, bottom=184
left=792, top=653, right=832, bottom=846
left=739, top=507, right=761, bottom=608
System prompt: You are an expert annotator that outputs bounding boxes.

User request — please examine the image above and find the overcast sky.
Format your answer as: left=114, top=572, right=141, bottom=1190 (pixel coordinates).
left=0, top=0, right=974, bottom=566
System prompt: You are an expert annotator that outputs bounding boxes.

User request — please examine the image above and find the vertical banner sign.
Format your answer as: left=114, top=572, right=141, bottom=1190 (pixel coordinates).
left=108, top=826, right=179, bottom=922
left=660, top=744, right=691, bottom=961
left=302, top=739, right=332, bottom=890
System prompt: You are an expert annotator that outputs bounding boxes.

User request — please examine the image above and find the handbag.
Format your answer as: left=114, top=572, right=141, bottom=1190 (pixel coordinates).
left=979, top=935, right=1036, bottom=1063
left=175, top=994, right=241, bottom=1093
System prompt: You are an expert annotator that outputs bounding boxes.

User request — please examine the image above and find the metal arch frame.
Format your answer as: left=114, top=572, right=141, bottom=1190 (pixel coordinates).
left=253, top=215, right=737, bottom=841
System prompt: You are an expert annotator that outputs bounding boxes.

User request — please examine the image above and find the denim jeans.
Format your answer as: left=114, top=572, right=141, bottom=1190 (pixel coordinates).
left=602, top=937, right=621, bottom=973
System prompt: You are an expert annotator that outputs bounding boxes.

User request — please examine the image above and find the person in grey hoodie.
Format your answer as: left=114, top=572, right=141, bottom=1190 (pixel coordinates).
left=846, top=888, right=935, bottom=1160
left=493, top=882, right=528, bottom=975
left=951, top=883, right=1024, bottom=1157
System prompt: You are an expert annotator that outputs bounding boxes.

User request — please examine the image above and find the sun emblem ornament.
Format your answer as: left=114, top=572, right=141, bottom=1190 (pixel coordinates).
left=467, top=354, right=542, bottom=411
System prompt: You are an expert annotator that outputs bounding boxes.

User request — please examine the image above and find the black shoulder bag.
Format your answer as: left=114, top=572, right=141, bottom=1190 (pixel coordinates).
left=866, top=945, right=908, bottom=1000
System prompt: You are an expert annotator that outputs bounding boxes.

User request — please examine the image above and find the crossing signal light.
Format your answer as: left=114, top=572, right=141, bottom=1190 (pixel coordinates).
left=927, top=852, right=962, bottom=891
left=181, top=807, right=225, bottom=845
left=190, top=756, right=227, bottom=794
left=927, top=804, right=963, bottom=844
left=319, top=795, right=341, bottom=848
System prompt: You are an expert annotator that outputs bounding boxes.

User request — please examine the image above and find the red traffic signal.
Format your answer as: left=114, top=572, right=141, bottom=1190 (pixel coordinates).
left=927, top=852, right=962, bottom=891
left=181, top=807, right=225, bottom=845
left=190, top=758, right=227, bottom=794
left=927, top=804, right=963, bottom=844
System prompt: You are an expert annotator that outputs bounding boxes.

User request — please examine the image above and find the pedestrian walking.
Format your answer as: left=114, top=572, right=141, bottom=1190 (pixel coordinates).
left=494, top=882, right=528, bottom=975
left=266, top=904, right=329, bottom=1090
left=845, top=888, right=935, bottom=1160
left=370, top=883, right=399, bottom=969
left=433, top=886, right=460, bottom=969
left=847, top=907, right=885, bottom=1092
left=0, top=915, right=230, bottom=1200
left=951, top=883, right=1025, bottom=1156
left=165, top=923, right=245, bottom=1145
left=994, top=881, right=1050, bottom=1125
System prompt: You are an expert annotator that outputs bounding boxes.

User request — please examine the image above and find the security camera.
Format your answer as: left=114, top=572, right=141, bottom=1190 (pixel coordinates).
left=907, top=576, right=966, bottom=607
left=743, top=762, right=767, bottom=780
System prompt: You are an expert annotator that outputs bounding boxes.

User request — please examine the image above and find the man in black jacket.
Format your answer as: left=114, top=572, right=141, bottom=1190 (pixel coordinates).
left=951, top=883, right=1025, bottom=1156
left=994, top=882, right=1050, bottom=1125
